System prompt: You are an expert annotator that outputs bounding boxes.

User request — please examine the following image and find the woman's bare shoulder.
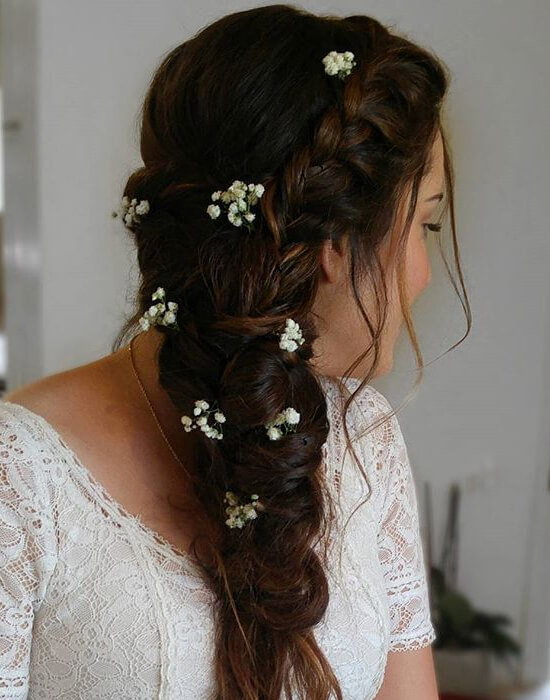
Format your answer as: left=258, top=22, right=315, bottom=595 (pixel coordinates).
left=3, top=353, right=119, bottom=427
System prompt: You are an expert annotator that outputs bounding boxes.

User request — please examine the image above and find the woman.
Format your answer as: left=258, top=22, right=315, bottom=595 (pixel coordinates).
left=0, top=4, right=471, bottom=699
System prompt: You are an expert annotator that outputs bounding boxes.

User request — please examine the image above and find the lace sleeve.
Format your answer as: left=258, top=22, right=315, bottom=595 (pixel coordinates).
left=354, top=387, right=436, bottom=652
left=0, top=406, right=59, bottom=698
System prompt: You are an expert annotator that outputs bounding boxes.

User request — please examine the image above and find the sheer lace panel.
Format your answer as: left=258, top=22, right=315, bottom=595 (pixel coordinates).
left=347, top=380, right=436, bottom=652
left=0, top=410, right=59, bottom=697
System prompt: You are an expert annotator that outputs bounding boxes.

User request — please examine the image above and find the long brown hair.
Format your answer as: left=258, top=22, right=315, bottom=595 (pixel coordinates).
left=112, top=5, right=471, bottom=698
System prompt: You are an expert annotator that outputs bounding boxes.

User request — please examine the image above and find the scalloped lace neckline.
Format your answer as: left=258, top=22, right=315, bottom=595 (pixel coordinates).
left=2, top=400, right=205, bottom=575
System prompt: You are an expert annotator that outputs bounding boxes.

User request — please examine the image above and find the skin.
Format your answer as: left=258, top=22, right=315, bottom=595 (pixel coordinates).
left=4, top=130, right=445, bottom=699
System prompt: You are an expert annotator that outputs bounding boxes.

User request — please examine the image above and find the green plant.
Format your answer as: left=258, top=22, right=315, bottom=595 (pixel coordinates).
left=430, top=564, right=521, bottom=668
left=424, top=482, right=522, bottom=670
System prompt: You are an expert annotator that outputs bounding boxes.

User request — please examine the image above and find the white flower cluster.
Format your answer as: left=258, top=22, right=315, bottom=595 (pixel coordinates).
left=224, top=491, right=265, bottom=529
left=113, top=196, right=150, bottom=229
left=278, top=318, right=305, bottom=352
left=181, top=399, right=227, bottom=440
left=265, top=406, right=301, bottom=441
left=206, top=180, right=265, bottom=231
left=138, top=287, right=179, bottom=331
left=322, top=50, right=357, bottom=80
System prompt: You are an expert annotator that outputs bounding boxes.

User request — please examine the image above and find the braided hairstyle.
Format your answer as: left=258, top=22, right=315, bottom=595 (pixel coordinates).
left=112, top=5, right=471, bottom=699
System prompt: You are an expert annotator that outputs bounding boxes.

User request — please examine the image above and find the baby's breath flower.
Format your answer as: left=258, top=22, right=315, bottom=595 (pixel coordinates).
left=225, top=491, right=239, bottom=507
left=224, top=491, right=264, bottom=529
left=264, top=406, right=301, bottom=441
left=228, top=211, right=242, bottom=227
left=206, top=179, right=265, bottom=232
left=113, top=196, right=151, bottom=230
left=138, top=287, right=179, bottom=331
left=267, top=426, right=283, bottom=441
left=135, top=200, right=150, bottom=216
left=278, top=318, right=305, bottom=352
left=181, top=399, right=226, bottom=440
left=207, top=204, right=221, bottom=219
left=322, top=50, right=357, bottom=80
left=283, top=407, right=300, bottom=425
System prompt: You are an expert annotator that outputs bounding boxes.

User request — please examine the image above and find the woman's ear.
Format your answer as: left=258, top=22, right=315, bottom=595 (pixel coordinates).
left=318, top=237, right=348, bottom=285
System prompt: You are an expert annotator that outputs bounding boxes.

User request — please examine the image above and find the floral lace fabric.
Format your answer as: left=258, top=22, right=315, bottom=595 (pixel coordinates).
left=0, top=376, right=435, bottom=699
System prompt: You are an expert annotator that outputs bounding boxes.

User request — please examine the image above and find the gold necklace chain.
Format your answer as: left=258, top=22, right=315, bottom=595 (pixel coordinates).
left=128, top=334, right=190, bottom=476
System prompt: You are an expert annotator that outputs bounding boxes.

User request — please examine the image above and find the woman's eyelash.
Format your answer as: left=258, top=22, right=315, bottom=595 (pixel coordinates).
left=423, top=222, right=442, bottom=237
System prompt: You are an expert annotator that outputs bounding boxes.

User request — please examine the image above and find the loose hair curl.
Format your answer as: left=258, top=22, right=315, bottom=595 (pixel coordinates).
left=112, top=5, right=471, bottom=699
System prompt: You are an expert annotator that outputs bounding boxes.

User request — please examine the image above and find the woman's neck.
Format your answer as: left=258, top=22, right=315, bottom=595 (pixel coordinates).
left=119, top=328, right=196, bottom=472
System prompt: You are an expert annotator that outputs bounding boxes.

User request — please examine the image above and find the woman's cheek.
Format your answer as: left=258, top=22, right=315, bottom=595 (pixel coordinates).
left=422, top=254, right=432, bottom=289
left=407, top=237, right=431, bottom=301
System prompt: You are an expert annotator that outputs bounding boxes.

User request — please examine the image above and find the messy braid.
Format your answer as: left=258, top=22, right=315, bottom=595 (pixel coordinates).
left=112, top=5, right=471, bottom=699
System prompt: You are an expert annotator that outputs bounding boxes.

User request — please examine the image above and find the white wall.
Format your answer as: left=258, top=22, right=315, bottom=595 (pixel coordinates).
left=372, top=0, right=550, bottom=686
left=2, top=0, right=41, bottom=389
left=2, top=0, right=549, bottom=687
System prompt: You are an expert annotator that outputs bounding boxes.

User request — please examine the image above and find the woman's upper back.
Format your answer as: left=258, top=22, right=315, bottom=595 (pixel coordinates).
left=2, top=351, right=204, bottom=557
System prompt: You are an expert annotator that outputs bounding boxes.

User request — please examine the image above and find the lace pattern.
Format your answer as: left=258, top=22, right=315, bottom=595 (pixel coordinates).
left=0, top=379, right=434, bottom=699
left=337, top=378, right=437, bottom=652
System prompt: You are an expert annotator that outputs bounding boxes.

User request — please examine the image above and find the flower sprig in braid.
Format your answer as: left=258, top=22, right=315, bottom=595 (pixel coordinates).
left=112, top=48, right=357, bottom=527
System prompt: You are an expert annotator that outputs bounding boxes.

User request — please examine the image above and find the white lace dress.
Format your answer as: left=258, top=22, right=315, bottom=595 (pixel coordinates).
left=0, top=375, right=436, bottom=699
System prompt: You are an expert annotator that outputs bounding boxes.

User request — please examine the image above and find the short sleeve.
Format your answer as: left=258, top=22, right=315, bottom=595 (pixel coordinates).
left=353, top=386, right=436, bottom=652
left=0, top=404, right=59, bottom=698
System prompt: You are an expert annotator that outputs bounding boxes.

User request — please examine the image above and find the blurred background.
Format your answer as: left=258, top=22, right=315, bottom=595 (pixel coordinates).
left=1, top=1, right=549, bottom=698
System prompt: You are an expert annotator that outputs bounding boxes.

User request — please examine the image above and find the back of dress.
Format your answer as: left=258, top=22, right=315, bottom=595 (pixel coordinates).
left=0, top=377, right=435, bottom=699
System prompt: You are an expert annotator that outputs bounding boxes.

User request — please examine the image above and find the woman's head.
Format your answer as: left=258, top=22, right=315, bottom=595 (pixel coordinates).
left=113, top=5, right=470, bottom=698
